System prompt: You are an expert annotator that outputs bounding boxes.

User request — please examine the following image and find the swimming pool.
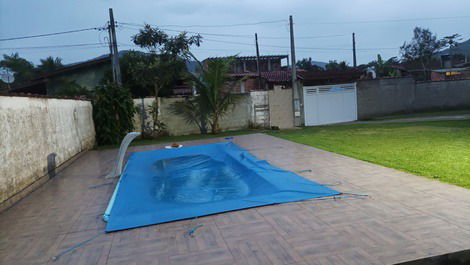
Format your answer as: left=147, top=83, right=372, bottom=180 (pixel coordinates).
left=104, top=142, right=339, bottom=232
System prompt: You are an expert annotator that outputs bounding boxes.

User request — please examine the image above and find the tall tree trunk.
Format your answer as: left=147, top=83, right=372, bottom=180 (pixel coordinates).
left=200, top=118, right=207, bottom=134
left=211, top=114, right=219, bottom=134
left=153, top=83, right=160, bottom=134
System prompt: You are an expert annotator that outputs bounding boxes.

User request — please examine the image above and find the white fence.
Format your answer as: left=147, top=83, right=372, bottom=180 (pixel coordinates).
left=303, top=83, right=358, bottom=126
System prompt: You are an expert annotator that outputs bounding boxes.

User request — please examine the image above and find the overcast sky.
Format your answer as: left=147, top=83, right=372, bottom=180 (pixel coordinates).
left=1, top=0, right=470, bottom=66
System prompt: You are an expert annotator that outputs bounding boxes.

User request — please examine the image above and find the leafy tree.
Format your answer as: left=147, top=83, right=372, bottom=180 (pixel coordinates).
left=0, top=53, right=36, bottom=87
left=325, top=60, right=350, bottom=71
left=296, top=57, right=324, bottom=71
left=367, top=55, right=399, bottom=77
left=400, top=27, right=461, bottom=79
left=37, top=56, right=63, bottom=75
left=49, top=79, right=91, bottom=98
left=119, top=51, right=153, bottom=97
left=171, top=57, right=239, bottom=134
left=93, top=81, right=135, bottom=145
left=131, top=24, right=202, bottom=135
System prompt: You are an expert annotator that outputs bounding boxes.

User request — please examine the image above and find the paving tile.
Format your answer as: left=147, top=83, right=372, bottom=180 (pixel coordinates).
left=1, top=133, right=470, bottom=265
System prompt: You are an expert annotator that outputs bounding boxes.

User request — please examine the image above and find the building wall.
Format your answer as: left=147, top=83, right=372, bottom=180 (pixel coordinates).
left=356, top=78, right=415, bottom=119
left=357, top=78, right=470, bottom=119
left=47, top=63, right=109, bottom=94
left=133, top=95, right=252, bottom=136
left=414, top=80, right=470, bottom=111
left=0, top=96, right=95, bottom=209
left=232, top=59, right=282, bottom=72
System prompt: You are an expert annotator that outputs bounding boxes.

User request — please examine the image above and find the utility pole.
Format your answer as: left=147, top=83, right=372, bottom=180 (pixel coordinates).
left=289, top=15, right=301, bottom=126
left=108, top=8, right=122, bottom=87
left=352, top=32, right=357, bottom=67
left=255, top=33, right=262, bottom=90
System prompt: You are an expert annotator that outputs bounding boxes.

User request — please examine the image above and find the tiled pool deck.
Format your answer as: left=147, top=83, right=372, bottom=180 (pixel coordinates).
left=1, top=133, right=469, bottom=265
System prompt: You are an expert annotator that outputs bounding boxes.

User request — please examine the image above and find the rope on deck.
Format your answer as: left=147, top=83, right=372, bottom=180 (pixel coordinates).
left=88, top=182, right=114, bottom=189
left=52, top=232, right=104, bottom=261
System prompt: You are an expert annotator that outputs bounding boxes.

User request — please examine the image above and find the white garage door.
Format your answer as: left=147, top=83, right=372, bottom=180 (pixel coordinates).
left=303, top=83, right=358, bottom=126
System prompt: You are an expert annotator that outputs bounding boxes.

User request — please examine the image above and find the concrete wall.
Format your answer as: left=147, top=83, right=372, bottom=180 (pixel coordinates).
left=414, top=80, right=470, bottom=111
left=133, top=94, right=252, bottom=136
left=357, top=78, right=470, bottom=119
left=0, top=96, right=95, bottom=208
left=269, top=87, right=294, bottom=129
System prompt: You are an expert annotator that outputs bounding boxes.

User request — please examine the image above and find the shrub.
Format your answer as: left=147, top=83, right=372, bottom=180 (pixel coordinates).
left=93, top=82, right=135, bottom=145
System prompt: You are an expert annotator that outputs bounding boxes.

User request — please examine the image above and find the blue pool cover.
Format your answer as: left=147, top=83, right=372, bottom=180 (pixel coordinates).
left=104, top=142, right=340, bottom=232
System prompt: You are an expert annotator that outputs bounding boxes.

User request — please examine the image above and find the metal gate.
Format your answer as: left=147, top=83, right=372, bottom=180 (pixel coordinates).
left=303, top=83, right=357, bottom=126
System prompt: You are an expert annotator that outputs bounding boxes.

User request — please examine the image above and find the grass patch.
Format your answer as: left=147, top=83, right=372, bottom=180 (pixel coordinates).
left=95, top=129, right=265, bottom=150
left=371, top=109, right=470, bottom=121
left=268, top=120, right=470, bottom=189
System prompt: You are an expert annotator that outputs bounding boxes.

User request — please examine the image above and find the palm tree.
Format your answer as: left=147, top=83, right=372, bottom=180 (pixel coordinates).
left=37, top=56, right=63, bottom=75
left=170, top=57, right=239, bottom=134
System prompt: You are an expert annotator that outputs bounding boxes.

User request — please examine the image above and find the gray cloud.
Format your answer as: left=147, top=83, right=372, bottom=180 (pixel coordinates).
left=1, top=0, right=469, bottom=66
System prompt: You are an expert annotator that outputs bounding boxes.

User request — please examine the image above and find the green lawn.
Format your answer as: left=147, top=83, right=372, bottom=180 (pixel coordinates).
left=269, top=120, right=470, bottom=189
left=371, top=109, right=470, bottom=121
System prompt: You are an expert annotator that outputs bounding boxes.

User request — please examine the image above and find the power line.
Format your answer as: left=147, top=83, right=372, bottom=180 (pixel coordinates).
left=0, top=43, right=104, bottom=50
left=300, top=15, right=470, bottom=25
left=203, top=38, right=398, bottom=51
left=0, top=27, right=106, bottom=42
left=119, top=23, right=253, bottom=38
left=156, top=19, right=287, bottom=28
left=118, top=22, right=348, bottom=40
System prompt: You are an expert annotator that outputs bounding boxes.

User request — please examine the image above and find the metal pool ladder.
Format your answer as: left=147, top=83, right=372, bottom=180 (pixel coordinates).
left=105, top=132, right=141, bottom=179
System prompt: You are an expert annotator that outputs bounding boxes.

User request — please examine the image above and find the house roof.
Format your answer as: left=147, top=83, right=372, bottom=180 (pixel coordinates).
left=204, top=55, right=288, bottom=61
left=431, top=67, right=470, bottom=73
left=229, top=70, right=302, bottom=83
left=39, top=56, right=111, bottom=79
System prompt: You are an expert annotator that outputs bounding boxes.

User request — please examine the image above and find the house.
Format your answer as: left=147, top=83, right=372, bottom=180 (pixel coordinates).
left=10, top=56, right=111, bottom=95
left=203, top=55, right=288, bottom=73
left=228, top=71, right=302, bottom=93
left=431, top=67, right=470, bottom=81
left=203, top=55, right=294, bottom=92
left=10, top=52, right=196, bottom=96
left=438, top=39, right=470, bottom=68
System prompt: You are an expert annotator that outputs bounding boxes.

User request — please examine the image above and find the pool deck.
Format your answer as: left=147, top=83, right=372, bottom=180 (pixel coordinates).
left=1, top=133, right=470, bottom=265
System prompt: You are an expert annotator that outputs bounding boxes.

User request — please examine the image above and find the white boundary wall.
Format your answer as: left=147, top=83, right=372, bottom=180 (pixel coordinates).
left=0, top=96, right=95, bottom=206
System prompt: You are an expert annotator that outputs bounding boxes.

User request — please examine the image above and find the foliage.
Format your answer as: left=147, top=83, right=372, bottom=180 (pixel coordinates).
left=0, top=53, right=36, bottom=88
left=193, top=57, right=239, bottom=134
left=296, top=57, right=324, bottom=71
left=131, top=24, right=202, bottom=97
left=49, top=79, right=91, bottom=98
left=270, top=119, right=470, bottom=189
left=169, top=57, right=239, bottom=134
left=169, top=97, right=208, bottom=134
left=144, top=99, right=168, bottom=137
left=119, top=51, right=154, bottom=97
left=0, top=53, right=65, bottom=90
left=400, top=27, right=461, bottom=79
left=92, top=81, right=135, bottom=145
left=325, top=60, right=350, bottom=71
left=367, top=55, right=401, bottom=78
left=36, top=56, right=63, bottom=75
left=131, top=24, right=202, bottom=137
